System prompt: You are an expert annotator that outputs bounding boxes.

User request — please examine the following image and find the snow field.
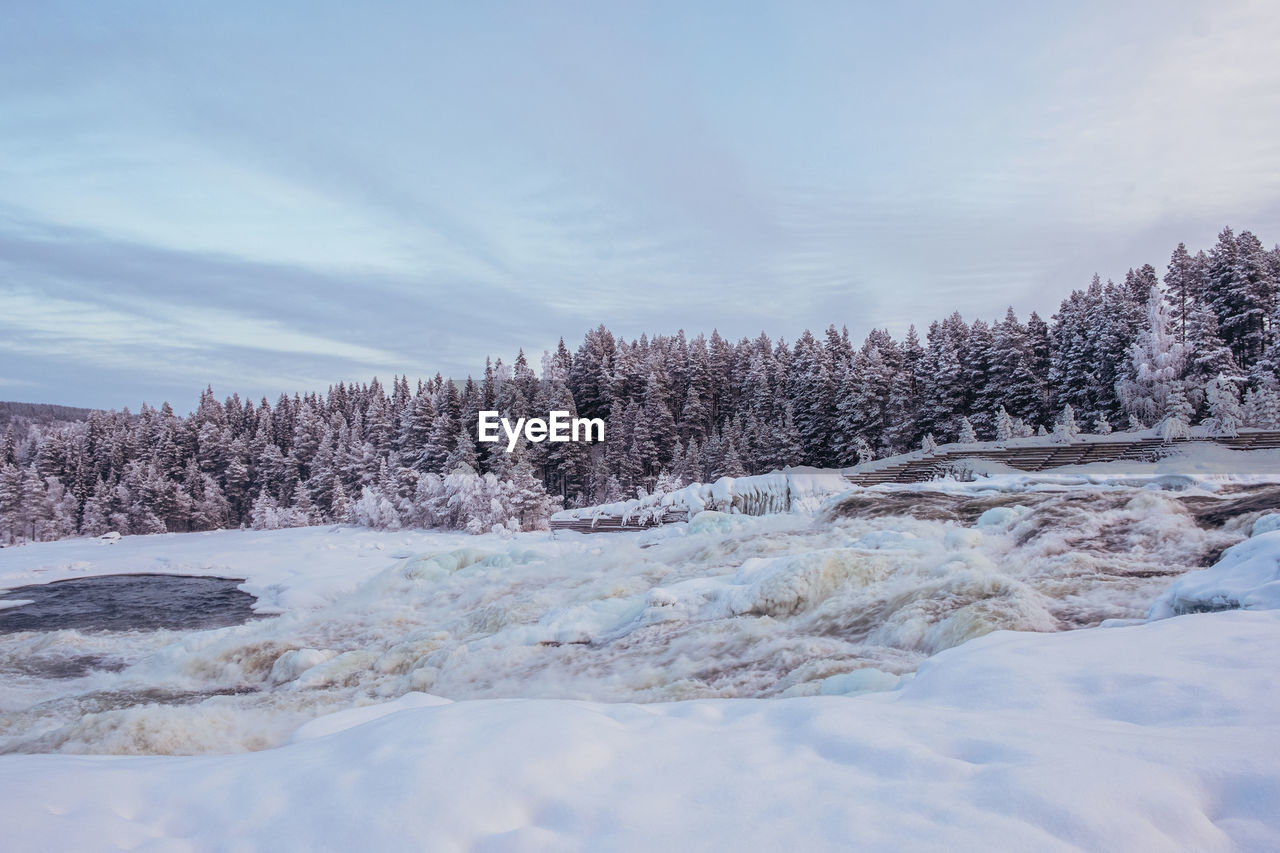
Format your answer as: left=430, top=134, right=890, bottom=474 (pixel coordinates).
left=1, top=608, right=1277, bottom=851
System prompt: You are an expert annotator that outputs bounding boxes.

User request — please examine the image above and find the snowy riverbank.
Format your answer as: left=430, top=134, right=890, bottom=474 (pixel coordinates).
left=2, top=458, right=1279, bottom=849
left=1, top=606, right=1277, bottom=850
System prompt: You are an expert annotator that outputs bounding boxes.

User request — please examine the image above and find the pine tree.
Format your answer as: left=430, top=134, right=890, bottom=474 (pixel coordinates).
left=1203, top=375, right=1244, bottom=437
left=1184, top=300, right=1238, bottom=391
left=507, top=460, right=559, bottom=531
left=994, top=406, right=1014, bottom=443
left=853, top=437, right=875, bottom=464
left=330, top=479, right=351, bottom=523
left=0, top=463, right=22, bottom=543
left=918, top=313, right=969, bottom=441
left=786, top=331, right=836, bottom=465
left=1244, top=386, right=1280, bottom=429
left=1164, top=242, right=1203, bottom=345
left=250, top=489, right=281, bottom=530
left=1160, top=389, right=1194, bottom=442
left=291, top=482, right=321, bottom=526
left=1117, top=287, right=1187, bottom=427
left=1053, top=404, right=1080, bottom=443
left=883, top=326, right=924, bottom=453
left=423, top=382, right=462, bottom=473
left=718, top=439, right=747, bottom=478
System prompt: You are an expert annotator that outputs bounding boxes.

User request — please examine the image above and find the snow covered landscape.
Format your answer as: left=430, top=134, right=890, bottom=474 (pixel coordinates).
left=4, top=1, right=1280, bottom=849
left=2, top=447, right=1279, bottom=849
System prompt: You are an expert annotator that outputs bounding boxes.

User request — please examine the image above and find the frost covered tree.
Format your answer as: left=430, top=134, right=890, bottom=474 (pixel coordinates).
left=1203, top=375, right=1244, bottom=437
left=6, top=224, right=1280, bottom=541
left=1244, top=386, right=1280, bottom=429
left=505, top=460, right=560, bottom=531
left=1164, top=242, right=1203, bottom=345
left=1160, top=389, right=1195, bottom=442
left=1093, top=413, right=1112, bottom=435
left=290, top=482, right=322, bottom=526
left=1117, top=287, right=1187, bottom=427
left=652, top=470, right=684, bottom=495
left=250, top=489, right=281, bottom=530
left=956, top=416, right=978, bottom=444
left=352, top=485, right=402, bottom=530
left=1184, top=301, right=1238, bottom=393
left=917, top=313, right=969, bottom=441
left=718, top=439, right=747, bottom=478
left=0, top=464, right=21, bottom=543
left=1052, top=404, right=1080, bottom=443
left=921, top=433, right=938, bottom=454
left=994, top=406, right=1014, bottom=443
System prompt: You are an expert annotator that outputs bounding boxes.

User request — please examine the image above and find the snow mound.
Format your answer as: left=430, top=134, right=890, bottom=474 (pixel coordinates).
left=1149, top=530, right=1280, bottom=617
left=1252, top=513, right=1280, bottom=537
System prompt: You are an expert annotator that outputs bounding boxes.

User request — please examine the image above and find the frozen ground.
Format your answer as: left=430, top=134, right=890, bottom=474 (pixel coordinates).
left=2, top=606, right=1278, bottom=850
left=1, top=446, right=1279, bottom=850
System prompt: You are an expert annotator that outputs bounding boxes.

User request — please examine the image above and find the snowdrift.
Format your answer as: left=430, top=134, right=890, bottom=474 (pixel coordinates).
left=1, top=609, right=1277, bottom=851
left=1149, top=516, right=1280, bottom=617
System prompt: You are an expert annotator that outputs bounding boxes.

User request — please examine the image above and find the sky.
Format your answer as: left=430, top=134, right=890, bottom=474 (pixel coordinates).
left=2, top=0, right=1279, bottom=412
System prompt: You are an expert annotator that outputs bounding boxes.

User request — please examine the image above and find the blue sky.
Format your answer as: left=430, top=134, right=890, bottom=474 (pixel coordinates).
left=2, top=0, right=1279, bottom=411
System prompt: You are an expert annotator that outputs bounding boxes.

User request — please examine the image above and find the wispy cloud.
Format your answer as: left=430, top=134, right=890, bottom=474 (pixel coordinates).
left=1, top=1, right=1278, bottom=408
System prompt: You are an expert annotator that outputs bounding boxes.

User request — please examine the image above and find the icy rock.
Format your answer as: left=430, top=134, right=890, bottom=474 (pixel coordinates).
left=269, top=648, right=338, bottom=685
left=1149, top=530, right=1280, bottom=618
left=407, top=665, right=439, bottom=692
left=723, top=549, right=884, bottom=618
left=944, top=528, right=983, bottom=550
left=849, top=530, right=920, bottom=551
left=975, top=505, right=1030, bottom=530
left=646, top=587, right=680, bottom=607
left=1251, top=514, right=1280, bottom=538
left=289, top=650, right=379, bottom=690
left=687, top=511, right=754, bottom=536
left=401, top=548, right=489, bottom=581
left=818, top=668, right=900, bottom=695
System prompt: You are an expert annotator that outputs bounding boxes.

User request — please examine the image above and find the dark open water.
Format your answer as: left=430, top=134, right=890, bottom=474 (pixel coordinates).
left=0, top=574, right=260, bottom=633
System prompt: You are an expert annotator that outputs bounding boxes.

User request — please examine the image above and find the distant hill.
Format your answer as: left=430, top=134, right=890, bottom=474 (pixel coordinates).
left=0, top=401, right=97, bottom=428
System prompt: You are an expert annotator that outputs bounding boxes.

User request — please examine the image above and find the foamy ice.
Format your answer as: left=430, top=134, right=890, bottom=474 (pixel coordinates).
left=0, top=472, right=1268, bottom=756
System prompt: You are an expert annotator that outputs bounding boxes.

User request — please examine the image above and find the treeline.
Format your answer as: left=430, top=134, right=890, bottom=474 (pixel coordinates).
left=0, top=226, right=1277, bottom=543
left=0, top=401, right=95, bottom=428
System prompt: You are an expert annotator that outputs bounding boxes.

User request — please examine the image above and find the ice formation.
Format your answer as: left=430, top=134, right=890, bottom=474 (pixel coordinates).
left=551, top=467, right=850, bottom=526
left=0, top=461, right=1259, bottom=757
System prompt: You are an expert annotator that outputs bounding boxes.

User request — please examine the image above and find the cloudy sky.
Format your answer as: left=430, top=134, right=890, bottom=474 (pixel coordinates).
left=2, top=0, right=1279, bottom=411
